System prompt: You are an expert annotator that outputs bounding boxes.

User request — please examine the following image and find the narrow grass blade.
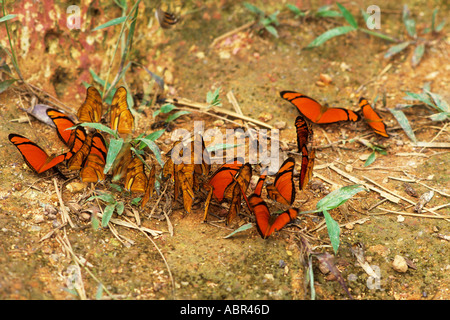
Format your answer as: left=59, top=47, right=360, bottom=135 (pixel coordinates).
left=102, top=203, right=117, bottom=227
left=223, top=223, right=254, bottom=239
left=0, top=14, right=17, bottom=23
left=165, top=110, right=191, bottom=123
left=337, top=3, right=358, bottom=28
left=306, top=25, right=356, bottom=48
left=364, top=151, right=377, bottom=167
left=359, top=29, right=397, bottom=42
left=384, top=41, right=410, bottom=59
left=389, top=108, right=417, bottom=143
left=69, top=123, right=119, bottom=139
left=135, top=137, right=163, bottom=167
left=92, top=16, right=127, bottom=31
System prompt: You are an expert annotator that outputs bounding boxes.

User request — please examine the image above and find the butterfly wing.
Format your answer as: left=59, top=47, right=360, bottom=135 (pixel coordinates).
left=295, top=115, right=313, bottom=152
left=299, top=146, right=315, bottom=190
left=359, top=97, right=389, bottom=137
left=46, top=108, right=77, bottom=146
left=141, top=164, right=156, bottom=209
left=155, top=8, right=178, bottom=29
left=110, top=86, right=134, bottom=134
left=281, top=91, right=360, bottom=123
left=225, top=163, right=252, bottom=225
left=8, top=134, right=66, bottom=174
left=77, top=86, right=103, bottom=123
left=266, top=157, right=295, bottom=205
left=80, top=132, right=107, bottom=183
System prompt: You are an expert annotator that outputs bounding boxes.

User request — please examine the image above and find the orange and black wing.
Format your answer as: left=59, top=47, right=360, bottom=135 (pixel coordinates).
left=124, top=156, right=148, bottom=193
left=77, top=86, right=103, bottom=123
left=46, top=108, right=77, bottom=146
left=155, top=8, right=178, bottom=29
left=8, top=134, right=67, bottom=174
left=295, top=115, right=313, bottom=152
left=248, top=194, right=298, bottom=239
left=359, top=97, right=389, bottom=137
left=80, top=132, right=107, bottom=183
left=253, top=167, right=268, bottom=197
left=299, top=146, right=315, bottom=191
left=225, top=163, right=252, bottom=225
left=266, top=157, right=296, bottom=205
left=110, top=86, right=134, bottom=135
left=280, top=91, right=360, bottom=123
left=67, top=133, right=93, bottom=171
left=141, top=165, right=156, bottom=209
left=207, top=157, right=245, bottom=202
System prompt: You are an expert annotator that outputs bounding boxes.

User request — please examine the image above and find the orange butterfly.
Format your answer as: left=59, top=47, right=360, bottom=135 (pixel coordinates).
left=253, top=167, right=268, bottom=197
left=80, top=132, right=107, bottom=183
left=203, top=157, right=245, bottom=221
left=299, top=145, right=315, bottom=191
left=248, top=194, right=298, bottom=239
left=46, top=108, right=87, bottom=161
left=77, top=86, right=103, bottom=123
left=8, top=134, right=67, bottom=174
left=67, top=133, right=94, bottom=171
left=223, top=163, right=252, bottom=225
left=124, top=156, right=148, bottom=193
left=295, top=115, right=312, bottom=152
left=359, top=97, right=389, bottom=137
left=110, top=87, right=134, bottom=135
left=280, top=91, right=360, bottom=123
left=155, top=8, right=178, bottom=29
left=266, top=157, right=296, bottom=206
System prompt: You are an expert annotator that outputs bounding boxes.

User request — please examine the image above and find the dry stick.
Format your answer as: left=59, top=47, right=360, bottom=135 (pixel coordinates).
left=418, top=123, right=448, bottom=154
left=375, top=207, right=450, bottom=219
left=164, top=97, right=274, bottom=129
left=209, top=21, right=255, bottom=48
left=328, top=164, right=401, bottom=203
left=363, top=176, right=449, bottom=221
left=227, top=90, right=255, bottom=140
left=148, top=182, right=169, bottom=219
left=25, top=83, right=75, bottom=115
left=402, top=171, right=450, bottom=198
left=53, top=178, right=76, bottom=228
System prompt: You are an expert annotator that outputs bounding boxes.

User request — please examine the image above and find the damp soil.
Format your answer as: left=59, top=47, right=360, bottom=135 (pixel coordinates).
left=0, top=1, right=449, bottom=300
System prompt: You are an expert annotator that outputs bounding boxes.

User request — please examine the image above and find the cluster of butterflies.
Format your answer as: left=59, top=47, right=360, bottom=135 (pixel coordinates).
left=160, top=112, right=316, bottom=239
left=8, top=86, right=156, bottom=208
left=9, top=85, right=389, bottom=239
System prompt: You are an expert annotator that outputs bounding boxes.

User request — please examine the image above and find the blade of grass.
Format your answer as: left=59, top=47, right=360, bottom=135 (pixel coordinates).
left=0, top=14, right=16, bottom=23
left=384, top=41, right=410, bottom=59
left=337, top=3, right=358, bottom=28
left=92, top=16, right=127, bottom=31
left=359, top=29, right=397, bottom=42
left=104, top=137, right=124, bottom=174
left=411, top=43, right=425, bottom=67
left=306, top=25, right=356, bottom=48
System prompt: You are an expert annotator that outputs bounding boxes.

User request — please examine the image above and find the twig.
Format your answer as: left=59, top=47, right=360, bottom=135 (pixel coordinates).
left=148, top=182, right=169, bottom=219
left=328, top=164, right=401, bottom=203
left=53, top=178, right=76, bottom=228
left=209, top=21, right=254, bottom=48
left=374, top=207, right=450, bottom=220
left=164, top=97, right=274, bottom=129
left=419, top=123, right=448, bottom=154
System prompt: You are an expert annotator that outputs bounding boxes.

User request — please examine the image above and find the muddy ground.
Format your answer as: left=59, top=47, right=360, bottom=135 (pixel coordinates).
left=0, top=0, right=449, bottom=301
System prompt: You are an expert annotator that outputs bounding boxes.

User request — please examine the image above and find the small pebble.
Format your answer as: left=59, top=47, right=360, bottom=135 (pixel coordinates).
left=392, top=255, right=408, bottom=273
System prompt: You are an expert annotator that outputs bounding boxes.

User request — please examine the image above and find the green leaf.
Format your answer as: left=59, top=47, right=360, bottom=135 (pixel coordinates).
left=206, top=143, right=242, bottom=153
left=323, top=210, right=341, bottom=254
left=116, top=201, right=124, bottom=215
left=435, top=20, right=445, bottom=32
left=264, top=25, right=279, bottom=38
left=165, top=110, right=191, bottom=123
left=92, top=16, right=127, bottom=31
left=429, top=112, right=449, bottom=122
left=0, top=14, right=17, bottom=23
left=404, top=91, right=434, bottom=107
left=104, top=138, right=124, bottom=174
left=160, top=103, right=176, bottom=113
left=424, top=89, right=450, bottom=113
left=431, top=8, right=438, bottom=31
left=337, top=3, right=358, bottom=28
left=306, top=25, right=356, bottom=48
left=0, top=79, right=16, bottom=93
left=359, top=29, right=397, bottom=42
left=223, top=223, right=254, bottom=239
left=243, top=2, right=264, bottom=16
left=316, top=185, right=365, bottom=211
left=138, top=129, right=165, bottom=149
left=134, top=138, right=163, bottom=167
left=402, top=5, right=416, bottom=38
left=315, top=6, right=342, bottom=18
left=102, top=204, right=117, bottom=227
left=389, top=108, right=417, bottom=143
left=384, top=41, right=410, bottom=59
left=286, top=4, right=305, bottom=17
left=87, top=192, right=116, bottom=204
left=69, top=122, right=119, bottom=139
left=91, top=214, right=100, bottom=230
left=411, top=43, right=425, bottom=67
left=364, top=151, right=377, bottom=167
